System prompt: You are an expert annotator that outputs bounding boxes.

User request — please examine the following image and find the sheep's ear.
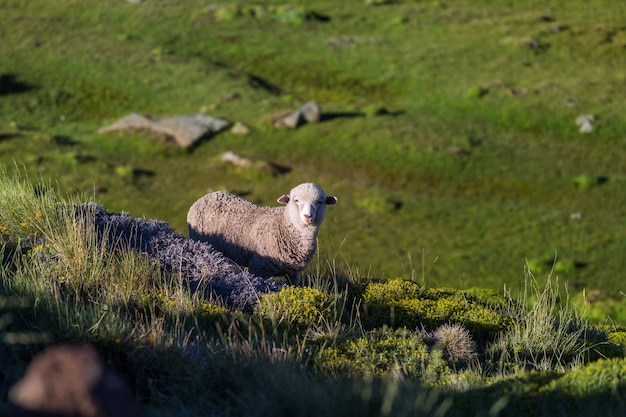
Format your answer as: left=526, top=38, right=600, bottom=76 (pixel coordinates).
left=326, top=196, right=338, bottom=205
left=277, top=195, right=290, bottom=204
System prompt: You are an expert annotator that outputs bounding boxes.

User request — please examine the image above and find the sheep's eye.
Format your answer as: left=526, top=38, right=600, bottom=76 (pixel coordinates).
left=293, top=198, right=299, bottom=202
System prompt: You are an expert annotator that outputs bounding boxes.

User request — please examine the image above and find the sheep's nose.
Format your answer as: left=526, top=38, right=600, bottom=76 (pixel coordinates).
left=304, top=214, right=312, bottom=223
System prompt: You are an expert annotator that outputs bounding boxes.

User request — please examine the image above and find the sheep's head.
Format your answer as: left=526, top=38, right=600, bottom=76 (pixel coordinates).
left=278, top=183, right=337, bottom=228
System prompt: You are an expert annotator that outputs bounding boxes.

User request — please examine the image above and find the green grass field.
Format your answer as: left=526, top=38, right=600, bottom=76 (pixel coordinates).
left=3, top=1, right=626, bottom=415
left=1, top=0, right=626, bottom=348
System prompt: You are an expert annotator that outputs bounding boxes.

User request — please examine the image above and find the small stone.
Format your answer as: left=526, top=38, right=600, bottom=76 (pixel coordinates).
left=230, top=121, right=250, bottom=135
left=220, top=151, right=289, bottom=176
left=221, top=150, right=253, bottom=168
left=300, top=101, right=321, bottom=123
left=274, top=101, right=321, bottom=129
left=575, top=114, right=594, bottom=133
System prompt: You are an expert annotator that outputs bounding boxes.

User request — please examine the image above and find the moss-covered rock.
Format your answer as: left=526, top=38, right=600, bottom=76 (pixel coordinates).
left=545, top=357, right=626, bottom=396
left=361, top=279, right=512, bottom=343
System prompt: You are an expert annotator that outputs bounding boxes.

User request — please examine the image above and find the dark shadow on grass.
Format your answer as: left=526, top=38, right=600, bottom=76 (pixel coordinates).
left=132, top=169, right=155, bottom=179
left=52, top=135, right=78, bottom=146
left=268, top=163, right=291, bottom=176
left=306, top=11, right=331, bottom=22
left=372, top=108, right=405, bottom=117
left=248, top=75, right=283, bottom=95
left=319, top=109, right=405, bottom=123
left=0, top=74, right=35, bottom=96
left=0, top=133, right=22, bottom=142
left=319, top=112, right=365, bottom=122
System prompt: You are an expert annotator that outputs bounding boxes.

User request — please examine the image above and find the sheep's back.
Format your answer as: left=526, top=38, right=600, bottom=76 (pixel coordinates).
left=187, top=191, right=283, bottom=264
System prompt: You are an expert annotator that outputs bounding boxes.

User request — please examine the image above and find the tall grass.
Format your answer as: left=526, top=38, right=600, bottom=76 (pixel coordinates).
left=487, top=267, right=589, bottom=373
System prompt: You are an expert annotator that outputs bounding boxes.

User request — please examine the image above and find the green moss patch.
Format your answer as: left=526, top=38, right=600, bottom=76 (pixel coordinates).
left=361, top=279, right=512, bottom=343
left=317, top=327, right=429, bottom=378
left=257, top=286, right=334, bottom=328
left=547, top=358, right=626, bottom=396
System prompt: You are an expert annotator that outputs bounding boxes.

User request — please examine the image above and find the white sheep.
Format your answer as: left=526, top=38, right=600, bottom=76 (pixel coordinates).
left=187, top=183, right=337, bottom=285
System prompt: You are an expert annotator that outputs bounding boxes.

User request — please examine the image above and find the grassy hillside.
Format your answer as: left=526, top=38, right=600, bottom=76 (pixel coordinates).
left=1, top=1, right=626, bottom=314
left=1, top=172, right=626, bottom=416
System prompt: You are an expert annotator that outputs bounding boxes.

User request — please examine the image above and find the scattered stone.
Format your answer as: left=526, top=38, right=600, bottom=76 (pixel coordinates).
left=221, top=150, right=289, bottom=176
left=575, top=114, right=595, bottom=133
left=98, top=113, right=230, bottom=148
left=8, top=345, right=141, bottom=417
left=230, top=121, right=250, bottom=135
left=273, top=101, right=321, bottom=128
left=221, top=150, right=255, bottom=168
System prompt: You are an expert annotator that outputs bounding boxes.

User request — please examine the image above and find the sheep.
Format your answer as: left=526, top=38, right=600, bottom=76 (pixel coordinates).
left=187, top=183, right=337, bottom=285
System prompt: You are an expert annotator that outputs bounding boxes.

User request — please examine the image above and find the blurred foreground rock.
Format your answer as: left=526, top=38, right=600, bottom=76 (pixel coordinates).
left=8, top=345, right=141, bottom=417
left=98, top=113, right=230, bottom=148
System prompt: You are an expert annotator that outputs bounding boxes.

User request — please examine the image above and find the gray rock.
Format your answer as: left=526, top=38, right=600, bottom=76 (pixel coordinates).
left=575, top=114, right=594, bottom=133
left=8, top=345, right=140, bottom=417
left=98, top=113, right=230, bottom=148
left=274, top=101, right=321, bottom=128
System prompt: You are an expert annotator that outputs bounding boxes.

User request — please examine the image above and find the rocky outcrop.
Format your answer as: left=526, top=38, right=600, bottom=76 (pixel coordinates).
left=98, top=113, right=230, bottom=148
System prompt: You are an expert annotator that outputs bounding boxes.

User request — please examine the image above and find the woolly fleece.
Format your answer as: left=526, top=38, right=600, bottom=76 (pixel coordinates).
left=85, top=203, right=284, bottom=311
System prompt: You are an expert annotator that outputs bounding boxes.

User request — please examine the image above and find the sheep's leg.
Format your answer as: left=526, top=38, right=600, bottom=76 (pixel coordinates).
left=288, top=272, right=302, bottom=286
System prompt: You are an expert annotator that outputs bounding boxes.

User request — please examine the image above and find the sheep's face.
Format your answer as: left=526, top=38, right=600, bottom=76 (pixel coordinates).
left=278, top=183, right=337, bottom=228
